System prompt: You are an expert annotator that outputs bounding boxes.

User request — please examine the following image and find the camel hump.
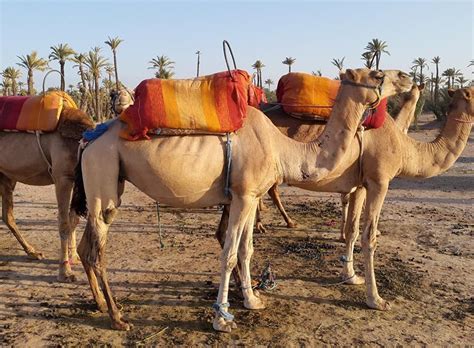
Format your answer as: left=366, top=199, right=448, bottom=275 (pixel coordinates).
left=119, top=70, right=255, bottom=141
left=276, top=73, right=340, bottom=118
left=0, top=91, right=78, bottom=133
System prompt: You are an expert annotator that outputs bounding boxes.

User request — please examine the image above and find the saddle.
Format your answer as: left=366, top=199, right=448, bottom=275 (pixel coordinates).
left=0, top=91, right=77, bottom=132
left=119, top=70, right=261, bottom=140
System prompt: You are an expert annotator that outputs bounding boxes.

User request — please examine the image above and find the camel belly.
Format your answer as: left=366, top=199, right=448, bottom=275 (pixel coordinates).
left=119, top=135, right=229, bottom=207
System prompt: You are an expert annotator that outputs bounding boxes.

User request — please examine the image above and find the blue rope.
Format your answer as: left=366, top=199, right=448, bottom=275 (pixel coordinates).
left=212, top=302, right=234, bottom=321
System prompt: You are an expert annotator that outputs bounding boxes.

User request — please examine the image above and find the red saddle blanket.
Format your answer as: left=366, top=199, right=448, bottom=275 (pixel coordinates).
left=0, top=91, right=77, bottom=132
left=120, top=70, right=261, bottom=140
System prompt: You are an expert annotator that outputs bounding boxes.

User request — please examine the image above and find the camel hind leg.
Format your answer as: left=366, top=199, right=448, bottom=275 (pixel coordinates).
left=0, top=174, right=43, bottom=260
left=77, top=145, right=128, bottom=328
left=268, top=184, right=296, bottom=228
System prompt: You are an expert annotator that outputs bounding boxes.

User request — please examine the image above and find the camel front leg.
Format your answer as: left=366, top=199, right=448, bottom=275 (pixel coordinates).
left=0, top=176, right=44, bottom=260
left=362, top=180, right=391, bottom=310
left=68, top=208, right=80, bottom=264
left=339, top=193, right=350, bottom=241
left=340, top=187, right=366, bottom=285
left=239, top=200, right=265, bottom=310
left=268, top=184, right=296, bottom=228
left=55, top=178, right=76, bottom=282
left=213, top=196, right=254, bottom=333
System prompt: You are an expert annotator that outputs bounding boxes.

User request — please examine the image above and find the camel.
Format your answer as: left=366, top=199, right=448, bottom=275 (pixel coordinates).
left=71, top=68, right=412, bottom=332
left=217, top=86, right=473, bottom=312
left=254, top=83, right=425, bottom=238
left=0, top=107, right=94, bottom=281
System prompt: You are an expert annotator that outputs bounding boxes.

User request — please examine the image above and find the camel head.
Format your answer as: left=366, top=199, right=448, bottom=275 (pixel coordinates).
left=339, top=68, right=412, bottom=109
left=448, top=86, right=474, bottom=120
left=402, top=83, right=425, bottom=102
left=111, top=88, right=135, bottom=115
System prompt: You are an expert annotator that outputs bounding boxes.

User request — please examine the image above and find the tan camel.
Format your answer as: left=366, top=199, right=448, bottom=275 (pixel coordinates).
left=218, top=86, right=473, bottom=311
left=258, top=83, right=425, bottom=238
left=0, top=108, right=94, bottom=281
left=71, top=69, right=412, bottom=332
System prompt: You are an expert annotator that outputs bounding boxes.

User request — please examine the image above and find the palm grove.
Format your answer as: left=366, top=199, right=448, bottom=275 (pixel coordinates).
left=1, top=37, right=472, bottom=124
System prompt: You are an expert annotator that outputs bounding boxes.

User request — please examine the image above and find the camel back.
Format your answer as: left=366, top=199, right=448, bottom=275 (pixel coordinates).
left=0, top=91, right=77, bottom=132
left=119, top=70, right=262, bottom=140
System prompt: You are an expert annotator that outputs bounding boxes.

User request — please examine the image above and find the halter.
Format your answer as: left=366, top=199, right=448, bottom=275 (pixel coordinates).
left=341, top=76, right=384, bottom=110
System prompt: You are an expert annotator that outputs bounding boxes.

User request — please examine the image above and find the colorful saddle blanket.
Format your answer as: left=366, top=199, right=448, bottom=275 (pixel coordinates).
left=0, top=91, right=77, bottom=132
left=277, top=73, right=341, bottom=118
left=120, top=70, right=258, bottom=140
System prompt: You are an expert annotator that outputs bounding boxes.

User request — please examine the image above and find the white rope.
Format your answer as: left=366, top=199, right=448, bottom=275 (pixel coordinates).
left=35, top=131, right=54, bottom=182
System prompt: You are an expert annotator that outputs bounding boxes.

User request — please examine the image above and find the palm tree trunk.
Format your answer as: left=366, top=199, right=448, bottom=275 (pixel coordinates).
left=288, top=65, right=291, bottom=73
left=27, top=69, right=33, bottom=95
left=196, top=54, right=200, bottom=77
left=11, top=79, right=18, bottom=95
left=113, top=51, right=120, bottom=90
left=60, top=61, right=65, bottom=91
left=94, top=75, right=101, bottom=122
left=434, top=64, right=439, bottom=105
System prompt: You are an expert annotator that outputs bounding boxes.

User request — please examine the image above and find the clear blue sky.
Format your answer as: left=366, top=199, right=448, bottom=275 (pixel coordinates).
left=1, top=0, right=472, bottom=90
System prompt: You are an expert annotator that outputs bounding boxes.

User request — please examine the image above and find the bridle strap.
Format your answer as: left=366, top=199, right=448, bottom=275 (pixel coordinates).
left=341, top=76, right=384, bottom=110
left=341, top=79, right=380, bottom=90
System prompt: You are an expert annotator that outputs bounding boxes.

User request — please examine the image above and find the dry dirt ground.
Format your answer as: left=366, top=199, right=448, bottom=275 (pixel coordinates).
left=0, top=114, right=473, bottom=346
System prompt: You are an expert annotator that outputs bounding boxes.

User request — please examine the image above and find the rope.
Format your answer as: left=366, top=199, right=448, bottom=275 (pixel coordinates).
left=212, top=302, right=234, bottom=321
left=35, top=131, right=54, bottom=182
left=224, top=133, right=232, bottom=197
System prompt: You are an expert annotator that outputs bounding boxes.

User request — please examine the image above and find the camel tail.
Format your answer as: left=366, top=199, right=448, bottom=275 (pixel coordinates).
left=71, top=147, right=88, bottom=217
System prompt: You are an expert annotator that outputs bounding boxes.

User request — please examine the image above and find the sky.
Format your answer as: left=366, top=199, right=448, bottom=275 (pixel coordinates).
left=0, top=0, right=473, bottom=90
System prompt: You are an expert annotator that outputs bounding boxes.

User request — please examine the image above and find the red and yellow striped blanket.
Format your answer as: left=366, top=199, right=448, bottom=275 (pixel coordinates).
left=0, top=91, right=77, bottom=132
left=119, top=70, right=259, bottom=140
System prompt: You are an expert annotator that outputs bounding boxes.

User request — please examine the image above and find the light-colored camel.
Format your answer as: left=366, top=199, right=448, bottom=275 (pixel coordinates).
left=71, top=69, right=412, bottom=332
left=0, top=108, right=94, bottom=281
left=256, top=83, right=424, bottom=238
left=218, top=86, right=473, bottom=311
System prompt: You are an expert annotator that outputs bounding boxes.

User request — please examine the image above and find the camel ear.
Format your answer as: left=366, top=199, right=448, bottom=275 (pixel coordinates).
left=448, top=89, right=455, bottom=97
left=418, top=83, right=425, bottom=91
left=462, top=88, right=471, bottom=100
left=344, top=69, right=357, bottom=82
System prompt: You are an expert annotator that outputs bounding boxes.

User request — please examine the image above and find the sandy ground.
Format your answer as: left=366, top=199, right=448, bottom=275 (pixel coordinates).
left=0, top=114, right=473, bottom=346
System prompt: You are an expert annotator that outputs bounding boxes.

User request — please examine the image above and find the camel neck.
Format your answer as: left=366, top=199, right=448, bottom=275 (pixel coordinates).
left=278, top=90, right=366, bottom=184
left=395, top=96, right=418, bottom=133
left=400, top=114, right=472, bottom=178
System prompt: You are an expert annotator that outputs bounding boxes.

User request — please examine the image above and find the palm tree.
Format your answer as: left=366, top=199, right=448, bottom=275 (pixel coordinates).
left=361, top=52, right=374, bottom=69
left=149, top=55, right=175, bottom=79
left=104, top=36, right=124, bottom=91
left=311, top=70, right=322, bottom=76
left=455, top=76, right=468, bottom=88
left=442, top=68, right=461, bottom=88
left=17, top=51, right=48, bottom=95
left=264, top=78, right=274, bottom=90
left=282, top=57, right=296, bottom=73
left=0, top=78, right=11, bottom=96
left=410, top=66, right=418, bottom=84
left=72, top=53, right=89, bottom=110
left=195, top=50, right=201, bottom=77
left=2, top=67, right=22, bottom=95
left=432, top=56, right=441, bottom=104
left=365, top=39, right=389, bottom=69
left=412, top=57, right=428, bottom=85
left=331, top=57, right=345, bottom=71
left=252, top=60, right=265, bottom=87
left=49, top=43, right=76, bottom=91
left=469, top=60, right=474, bottom=67
left=85, top=47, right=109, bottom=121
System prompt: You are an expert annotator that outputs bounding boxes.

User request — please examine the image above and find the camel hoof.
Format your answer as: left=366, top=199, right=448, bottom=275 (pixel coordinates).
left=286, top=221, right=297, bottom=228
left=213, top=317, right=237, bottom=332
left=367, top=298, right=391, bottom=311
left=343, top=274, right=365, bottom=285
left=58, top=272, right=77, bottom=283
left=244, top=293, right=266, bottom=310
left=111, top=319, right=133, bottom=331
left=27, top=250, right=44, bottom=260
left=255, top=223, right=267, bottom=234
